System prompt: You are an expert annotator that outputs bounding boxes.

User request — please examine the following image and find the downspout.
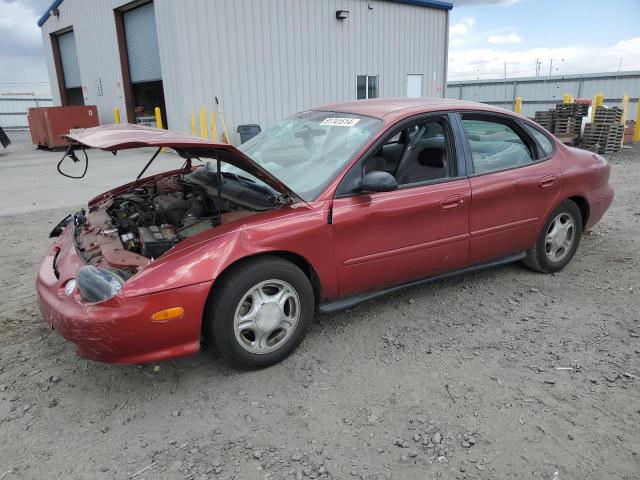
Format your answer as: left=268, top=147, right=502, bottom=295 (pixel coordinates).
left=442, top=9, right=450, bottom=99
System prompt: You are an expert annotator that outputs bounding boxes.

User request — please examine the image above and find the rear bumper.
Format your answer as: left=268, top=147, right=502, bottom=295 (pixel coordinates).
left=585, top=182, right=614, bottom=230
left=36, top=228, right=211, bottom=364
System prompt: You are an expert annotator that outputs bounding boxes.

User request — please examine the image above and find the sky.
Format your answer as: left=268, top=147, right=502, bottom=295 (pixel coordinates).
left=0, top=0, right=51, bottom=93
left=449, top=0, right=640, bottom=80
left=0, top=0, right=639, bottom=94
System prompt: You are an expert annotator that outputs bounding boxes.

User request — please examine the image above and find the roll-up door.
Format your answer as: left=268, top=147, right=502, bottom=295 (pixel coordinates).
left=124, top=2, right=162, bottom=83
left=56, top=30, right=84, bottom=105
left=120, top=1, right=166, bottom=126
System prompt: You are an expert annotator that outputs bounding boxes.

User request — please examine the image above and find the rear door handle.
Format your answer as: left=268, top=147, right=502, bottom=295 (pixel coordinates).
left=439, top=194, right=464, bottom=210
left=538, top=174, right=557, bottom=188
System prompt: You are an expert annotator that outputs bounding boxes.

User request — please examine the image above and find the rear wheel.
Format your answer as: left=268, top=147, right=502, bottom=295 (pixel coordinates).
left=205, top=256, right=314, bottom=369
left=523, top=200, right=582, bottom=273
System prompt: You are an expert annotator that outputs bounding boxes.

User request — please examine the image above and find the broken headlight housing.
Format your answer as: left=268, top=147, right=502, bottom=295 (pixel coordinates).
left=76, top=265, right=125, bottom=303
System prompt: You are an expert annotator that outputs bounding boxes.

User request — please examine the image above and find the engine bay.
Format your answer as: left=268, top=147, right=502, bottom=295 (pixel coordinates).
left=107, top=179, right=215, bottom=258
left=73, top=163, right=278, bottom=271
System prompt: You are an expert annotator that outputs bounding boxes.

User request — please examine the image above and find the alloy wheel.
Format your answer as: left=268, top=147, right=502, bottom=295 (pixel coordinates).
left=544, top=212, right=576, bottom=262
left=233, top=279, right=301, bottom=354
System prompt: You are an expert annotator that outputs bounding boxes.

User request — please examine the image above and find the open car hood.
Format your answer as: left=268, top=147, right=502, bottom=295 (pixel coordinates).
left=63, top=124, right=303, bottom=203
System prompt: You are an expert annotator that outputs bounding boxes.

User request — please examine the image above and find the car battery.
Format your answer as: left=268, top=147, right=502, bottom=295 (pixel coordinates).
left=138, top=225, right=177, bottom=258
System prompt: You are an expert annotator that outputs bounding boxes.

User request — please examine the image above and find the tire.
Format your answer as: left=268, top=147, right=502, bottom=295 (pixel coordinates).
left=204, top=256, right=314, bottom=369
left=523, top=199, right=583, bottom=273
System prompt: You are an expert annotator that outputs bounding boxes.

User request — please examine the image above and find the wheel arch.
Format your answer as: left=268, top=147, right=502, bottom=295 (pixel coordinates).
left=566, top=195, right=590, bottom=230
left=201, top=250, right=323, bottom=338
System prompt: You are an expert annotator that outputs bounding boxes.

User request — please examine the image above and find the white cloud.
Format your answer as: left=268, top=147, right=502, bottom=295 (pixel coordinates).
left=448, top=37, right=640, bottom=80
left=487, top=32, right=523, bottom=45
left=0, top=0, right=42, bottom=49
left=449, top=16, right=476, bottom=46
left=0, top=0, right=49, bottom=91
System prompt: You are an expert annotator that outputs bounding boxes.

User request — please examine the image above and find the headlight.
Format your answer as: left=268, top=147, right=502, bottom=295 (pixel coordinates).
left=76, top=266, right=125, bottom=303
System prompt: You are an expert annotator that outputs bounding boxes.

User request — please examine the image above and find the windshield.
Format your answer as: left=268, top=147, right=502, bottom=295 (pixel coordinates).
left=230, top=111, right=382, bottom=201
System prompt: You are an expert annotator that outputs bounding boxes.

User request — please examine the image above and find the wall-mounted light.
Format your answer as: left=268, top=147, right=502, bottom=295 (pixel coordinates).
left=50, top=7, right=59, bottom=17
left=336, top=10, right=349, bottom=20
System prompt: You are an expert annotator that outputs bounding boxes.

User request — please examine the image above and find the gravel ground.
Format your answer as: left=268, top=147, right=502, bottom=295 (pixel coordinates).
left=1, top=144, right=639, bottom=480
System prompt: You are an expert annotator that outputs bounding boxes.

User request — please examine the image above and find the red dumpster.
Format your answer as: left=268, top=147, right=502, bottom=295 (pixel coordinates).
left=27, top=105, right=99, bottom=149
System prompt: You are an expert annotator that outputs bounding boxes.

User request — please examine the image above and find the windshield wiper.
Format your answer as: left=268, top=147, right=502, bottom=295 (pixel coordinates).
left=221, top=171, right=256, bottom=184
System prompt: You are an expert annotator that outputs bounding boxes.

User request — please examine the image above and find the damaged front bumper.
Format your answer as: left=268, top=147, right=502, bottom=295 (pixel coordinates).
left=36, top=226, right=211, bottom=364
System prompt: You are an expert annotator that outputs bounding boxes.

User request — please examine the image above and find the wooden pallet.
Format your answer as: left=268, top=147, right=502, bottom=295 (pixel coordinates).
left=593, top=106, right=623, bottom=124
left=582, top=123, right=624, bottom=153
left=534, top=110, right=555, bottom=130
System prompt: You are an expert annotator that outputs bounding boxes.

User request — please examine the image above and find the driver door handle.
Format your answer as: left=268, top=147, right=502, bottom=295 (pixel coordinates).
left=439, top=194, right=464, bottom=210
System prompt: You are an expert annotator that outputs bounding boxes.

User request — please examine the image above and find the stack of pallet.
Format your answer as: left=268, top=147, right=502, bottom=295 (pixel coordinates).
left=582, top=107, right=624, bottom=154
left=552, top=103, right=590, bottom=145
left=534, top=110, right=555, bottom=131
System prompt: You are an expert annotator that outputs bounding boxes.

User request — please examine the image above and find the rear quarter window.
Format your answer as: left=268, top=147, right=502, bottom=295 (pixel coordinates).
left=521, top=123, right=554, bottom=157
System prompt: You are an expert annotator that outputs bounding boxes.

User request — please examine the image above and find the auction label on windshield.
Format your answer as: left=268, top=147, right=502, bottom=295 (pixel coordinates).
left=320, top=117, right=360, bottom=127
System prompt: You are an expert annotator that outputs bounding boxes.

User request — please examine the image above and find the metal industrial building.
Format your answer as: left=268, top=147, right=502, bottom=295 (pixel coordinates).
left=447, top=71, right=640, bottom=120
left=38, top=0, right=452, bottom=143
left=0, top=94, right=53, bottom=129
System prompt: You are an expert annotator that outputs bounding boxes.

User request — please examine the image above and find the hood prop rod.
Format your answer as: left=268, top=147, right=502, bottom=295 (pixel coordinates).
left=136, top=147, right=162, bottom=180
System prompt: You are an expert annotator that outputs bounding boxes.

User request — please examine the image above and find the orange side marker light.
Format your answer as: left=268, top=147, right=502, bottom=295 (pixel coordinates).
left=151, top=307, right=185, bottom=322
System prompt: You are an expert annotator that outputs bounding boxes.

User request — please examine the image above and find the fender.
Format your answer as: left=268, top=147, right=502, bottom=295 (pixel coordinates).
left=123, top=201, right=339, bottom=299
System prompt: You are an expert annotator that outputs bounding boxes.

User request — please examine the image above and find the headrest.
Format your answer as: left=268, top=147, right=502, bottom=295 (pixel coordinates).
left=417, top=148, right=445, bottom=168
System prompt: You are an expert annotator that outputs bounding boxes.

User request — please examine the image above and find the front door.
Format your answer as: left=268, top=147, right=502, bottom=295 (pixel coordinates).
left=459, top=114, right=562, bottom=265
left=331, top=115, right=471, bottom=297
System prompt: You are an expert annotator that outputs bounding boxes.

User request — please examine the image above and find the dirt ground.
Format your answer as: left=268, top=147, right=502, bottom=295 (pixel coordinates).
left=1, top=144, right=639, bottom=480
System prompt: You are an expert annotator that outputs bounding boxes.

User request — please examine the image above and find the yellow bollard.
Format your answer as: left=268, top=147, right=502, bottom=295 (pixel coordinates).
left=562, top=94, right=571, bottom=104
left=199, top=106, right=207, bottom=139
left=634, top=100, right=640, bottom=143
left=190, top=112, right=196, bottom=136
left=514, top=97, right=522, bottom=114
left=591, top=93, right=604, bottom=122
left=154, top=107, right=167, bottom=151
left=620, top=94, right=629, bottom=148
left=621, top=94, right=629, bottom=125
left=154, top=107, right=163, bottom=129
left=113, top=107, right=120, bottom=124
left=210, top=111, right=217, bottom=142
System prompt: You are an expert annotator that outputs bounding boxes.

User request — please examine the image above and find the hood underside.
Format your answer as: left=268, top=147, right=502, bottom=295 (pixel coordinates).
left=64, top=124, right=302, bottom=202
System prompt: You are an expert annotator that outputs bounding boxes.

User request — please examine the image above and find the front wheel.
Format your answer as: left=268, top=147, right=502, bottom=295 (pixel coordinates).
left=205, top=256, right=314, bottom=369
left=523, top=200, right=583, bottom=273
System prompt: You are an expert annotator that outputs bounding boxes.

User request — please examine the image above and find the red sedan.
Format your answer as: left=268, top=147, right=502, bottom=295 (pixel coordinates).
left=37, top=99, right=613, bottom=369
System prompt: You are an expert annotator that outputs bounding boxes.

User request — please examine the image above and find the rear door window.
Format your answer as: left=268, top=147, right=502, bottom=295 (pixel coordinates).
left=461, top=117, right=534, bottom=174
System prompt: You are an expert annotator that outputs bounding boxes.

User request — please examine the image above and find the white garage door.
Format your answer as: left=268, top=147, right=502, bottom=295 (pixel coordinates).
left=123, top=2, right=162, bottom=83
left=58, top=31, right=81, bottom=88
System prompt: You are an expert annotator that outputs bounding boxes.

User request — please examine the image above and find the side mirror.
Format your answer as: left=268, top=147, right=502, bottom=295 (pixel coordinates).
left=361, top=171, right=397, bottom=193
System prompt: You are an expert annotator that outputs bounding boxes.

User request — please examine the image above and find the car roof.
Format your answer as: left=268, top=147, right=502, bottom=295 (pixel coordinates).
left=312, top=98, right=515, bottom=123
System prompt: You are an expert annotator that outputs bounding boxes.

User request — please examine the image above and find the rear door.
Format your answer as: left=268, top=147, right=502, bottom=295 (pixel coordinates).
left=331, top=114, right=471, bottom=297
left=456, top=113, right=561, bottom=265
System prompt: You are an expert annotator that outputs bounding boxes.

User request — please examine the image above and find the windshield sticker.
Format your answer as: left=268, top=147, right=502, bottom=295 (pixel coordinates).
left=319, top=117, right=360, bottom=127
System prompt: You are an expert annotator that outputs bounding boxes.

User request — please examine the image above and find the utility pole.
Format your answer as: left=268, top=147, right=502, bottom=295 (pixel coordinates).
left=549, top=58, right=554, bottom=76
